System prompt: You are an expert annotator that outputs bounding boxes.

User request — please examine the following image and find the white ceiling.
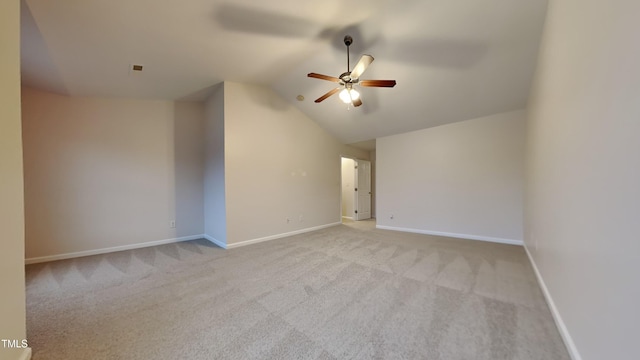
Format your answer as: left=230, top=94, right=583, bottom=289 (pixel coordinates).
left=20, top=0, right=548, bottom=149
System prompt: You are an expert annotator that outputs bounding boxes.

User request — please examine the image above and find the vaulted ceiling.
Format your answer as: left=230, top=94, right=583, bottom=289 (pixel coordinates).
left=20, top=0, right=548, bottom=149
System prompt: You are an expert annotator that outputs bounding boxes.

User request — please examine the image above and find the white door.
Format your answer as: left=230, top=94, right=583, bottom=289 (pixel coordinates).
left=354, top=160, right=371, bottom=220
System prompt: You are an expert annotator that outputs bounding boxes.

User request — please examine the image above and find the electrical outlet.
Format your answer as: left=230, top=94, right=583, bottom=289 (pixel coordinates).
left=170, top=220, right=176, bottom=228
left=299, top=215, right=304, bottom=222
left=390, top=214, right=394, bottom=220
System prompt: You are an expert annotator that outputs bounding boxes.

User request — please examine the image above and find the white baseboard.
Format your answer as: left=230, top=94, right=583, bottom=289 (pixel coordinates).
left=524, top=245, right=582, bottom=360
left=375, top=225, right=523, bottom=246
left=18, top=347, right=32, bottom=360
left=25, top=235, right=204, bottom=264
left=226, top=222, right=342, bottom=249
left=203, top=234, right=227, bottom=249
left=24, top=223, right=343, bottom=263
left=342, top=216, right=354, bottom=220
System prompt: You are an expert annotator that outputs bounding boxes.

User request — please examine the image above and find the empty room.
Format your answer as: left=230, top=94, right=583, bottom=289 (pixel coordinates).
left=2, top=0, right=638, bottom=360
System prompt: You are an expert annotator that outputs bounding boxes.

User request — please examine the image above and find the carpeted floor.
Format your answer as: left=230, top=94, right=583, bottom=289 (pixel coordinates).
left=26, top=220, right=570, bottom=359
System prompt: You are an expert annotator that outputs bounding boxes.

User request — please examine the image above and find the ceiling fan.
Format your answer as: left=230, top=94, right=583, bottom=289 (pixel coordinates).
left=308, top=35, right=396, bottom=107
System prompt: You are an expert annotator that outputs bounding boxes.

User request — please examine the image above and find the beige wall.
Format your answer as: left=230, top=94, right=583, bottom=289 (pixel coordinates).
left=377, top=110, right=525, bottom=243
left=0, top=1, right=29, bottom=359
left=173, top=102, right=205, bottom=237
left=525, top=0, right=640, bottom=359
left=22, top=88, right=204, bottom=260
left=21, top=80, right=368, bottom=254
left=222, top=82, right=368, bottom=245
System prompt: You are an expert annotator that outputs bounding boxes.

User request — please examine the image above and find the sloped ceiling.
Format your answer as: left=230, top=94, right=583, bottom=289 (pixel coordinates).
left=20, top=0, right=548, bottom=148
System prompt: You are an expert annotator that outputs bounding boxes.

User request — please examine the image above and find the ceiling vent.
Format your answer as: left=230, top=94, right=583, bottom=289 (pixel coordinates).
left=132, top=64, right=143, bottom=71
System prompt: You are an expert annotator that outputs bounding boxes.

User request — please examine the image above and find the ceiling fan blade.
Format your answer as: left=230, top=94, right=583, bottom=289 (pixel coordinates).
left=349, top=55, right=374, bottom=79
left=315, top=87, right=341, bottom=103
left=359, top=79, right=397, bottom=88
left=308, top=73, right=340, bottom=83
left=352, top=98, right=363, bottom=107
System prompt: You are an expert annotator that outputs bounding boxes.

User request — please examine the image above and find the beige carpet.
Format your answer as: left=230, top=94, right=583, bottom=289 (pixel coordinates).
left=26, top=220, right=570, bottom=359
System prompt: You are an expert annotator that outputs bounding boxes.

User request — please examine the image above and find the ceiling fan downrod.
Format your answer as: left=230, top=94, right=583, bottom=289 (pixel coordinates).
left=344, top=35, right=353, bottom=73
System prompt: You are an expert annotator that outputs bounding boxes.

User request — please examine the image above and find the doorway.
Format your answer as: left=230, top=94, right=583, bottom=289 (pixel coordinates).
left=341, top=157, right=372, bottom=222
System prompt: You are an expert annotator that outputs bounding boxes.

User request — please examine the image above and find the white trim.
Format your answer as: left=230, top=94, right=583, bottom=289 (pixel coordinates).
left=524, top=245, right=582, bottom=360
left=341, top=216, right=354, bottom=220
left=18, top=347, right=32, bottom=360
left=25, top=235, right=204, bottom=264
left=227, top=222, right=341, bottom=249
left=203, top=234, right=227, bottom=249
left=375, top=225, right=523, bottom=246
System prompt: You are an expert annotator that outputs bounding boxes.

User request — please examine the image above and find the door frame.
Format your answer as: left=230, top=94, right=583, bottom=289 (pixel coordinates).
left=339, top=155, right=373, bottom=221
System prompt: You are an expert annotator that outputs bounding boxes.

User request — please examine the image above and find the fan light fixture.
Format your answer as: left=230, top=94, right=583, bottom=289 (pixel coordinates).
left=339, top=88, right=360, bottom=104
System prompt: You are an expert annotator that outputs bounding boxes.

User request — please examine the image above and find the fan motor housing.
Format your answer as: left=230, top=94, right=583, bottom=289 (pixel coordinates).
left=339, top=71, right=353, bottom=83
